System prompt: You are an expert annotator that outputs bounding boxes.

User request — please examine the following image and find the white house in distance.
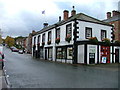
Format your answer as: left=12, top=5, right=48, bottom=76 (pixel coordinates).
left=32, top=7, right=118, bottom=64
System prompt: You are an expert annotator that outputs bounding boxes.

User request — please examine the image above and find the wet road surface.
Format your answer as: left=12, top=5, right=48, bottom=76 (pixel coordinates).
left=4, top=47, right=119, bottom=88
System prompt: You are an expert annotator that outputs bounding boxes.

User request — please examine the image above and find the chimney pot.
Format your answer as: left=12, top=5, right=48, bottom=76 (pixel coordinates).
left=43, top=23, right=48, bottom=27
left=112, top=10, right=120, bottom=17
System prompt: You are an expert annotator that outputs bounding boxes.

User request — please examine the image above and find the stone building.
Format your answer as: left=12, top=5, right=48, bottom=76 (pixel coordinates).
left=103, top=10, right=120, bottom=41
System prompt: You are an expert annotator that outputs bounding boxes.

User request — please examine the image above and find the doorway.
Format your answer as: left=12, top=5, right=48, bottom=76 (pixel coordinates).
left=115, top=49, right=119, bottom=63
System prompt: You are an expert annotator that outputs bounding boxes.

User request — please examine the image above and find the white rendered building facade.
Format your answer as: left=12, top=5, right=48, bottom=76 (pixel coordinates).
left=32, top=10, right=118, bottom=64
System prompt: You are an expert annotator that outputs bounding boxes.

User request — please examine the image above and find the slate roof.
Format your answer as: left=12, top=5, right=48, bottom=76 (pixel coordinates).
left=33, top=13, right=112, bottom=36
left=103, top=15, right=120, bottom=22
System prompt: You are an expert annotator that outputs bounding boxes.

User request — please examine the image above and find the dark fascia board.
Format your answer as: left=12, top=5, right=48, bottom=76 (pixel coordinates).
left=77, top=19, right=113, bottom=27
left=76, top=40, right=120, bottom=46
left=56, top=45, right=73, bottom=48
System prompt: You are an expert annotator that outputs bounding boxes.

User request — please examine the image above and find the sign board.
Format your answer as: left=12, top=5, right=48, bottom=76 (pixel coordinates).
left=89, top=46, right=96, bottom=53
left=102, top=57, right=107, bottom=63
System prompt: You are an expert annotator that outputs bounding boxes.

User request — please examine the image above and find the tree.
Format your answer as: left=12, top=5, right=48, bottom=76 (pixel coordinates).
left=5, top=36, right=15, bottom=47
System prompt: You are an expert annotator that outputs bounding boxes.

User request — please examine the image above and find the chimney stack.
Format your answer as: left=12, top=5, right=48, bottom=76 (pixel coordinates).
left=107, top=12, right=111, bottom=19
left=43, top=23, right=48, bottom=27
left=32, top=30, right=35, bottom=34
left=71, top=6, right=76, bottom=16
left=59, top=16, right=61, bottom=22
left=112, top=10, right=117, bottom=16
left=63, top=10, right=69, bottom=21
left=112, top=10, right=120, bottom=17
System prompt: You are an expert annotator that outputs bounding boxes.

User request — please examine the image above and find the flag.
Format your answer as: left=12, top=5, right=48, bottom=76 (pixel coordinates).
left=42, top=10, right=45, bottom=14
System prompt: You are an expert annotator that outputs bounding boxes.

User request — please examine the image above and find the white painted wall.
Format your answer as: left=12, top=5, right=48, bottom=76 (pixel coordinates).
left=78, top=21, right=112, bottom=41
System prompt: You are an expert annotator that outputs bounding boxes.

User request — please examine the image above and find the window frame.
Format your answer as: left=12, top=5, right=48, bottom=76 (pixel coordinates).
left=101, top=30, right=107, bottom=40
left=66, top=23, right=72, bottom=37
left=56, top=28, right=60, bottom=39
left=37, top=35, right=40, bottom=44
left=85, top=27, right=92, bottom=39
left=42, top=33, right=45, bottom=43
left=34, top=37, right=36, bottom=45
left=48, top=31, right=52, bottom=41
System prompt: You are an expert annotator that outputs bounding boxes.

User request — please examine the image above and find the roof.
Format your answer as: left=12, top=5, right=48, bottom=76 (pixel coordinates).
left=103, top=15, right=120, bottom=22
left=33, top=13, right=112, bottom=36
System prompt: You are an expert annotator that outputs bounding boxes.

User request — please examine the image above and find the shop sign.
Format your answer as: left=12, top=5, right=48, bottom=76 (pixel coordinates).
left=89, top=46, right=96, bottom=53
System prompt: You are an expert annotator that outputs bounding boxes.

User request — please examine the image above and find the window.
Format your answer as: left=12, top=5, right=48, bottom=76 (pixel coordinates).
left=56, top=47, right=66, bottom=59
left=42, top=33, right=45, bottom=42
left=48, top=48, right=52, bottom=60
left=101, top=30, right=106, bottom=40
left=37, top=35, right=40, bottom=44
left=56, top=28, right=60, bottom=38
left=34, top=37, right=36, bottom=45
left=56, top=47, right=73, bottom=59
left=67, top=47, right=73, bottom=59
left=48, top=31, right=51, bottom=41
left=66, top=23, right=72, bottom=36
left=40, top=48, right=43, bottom=59
left=85, top=27, right=92, bottom=39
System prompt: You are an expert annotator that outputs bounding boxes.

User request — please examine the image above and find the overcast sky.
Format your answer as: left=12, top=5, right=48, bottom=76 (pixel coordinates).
left=0, top=0, right=119, bottom=38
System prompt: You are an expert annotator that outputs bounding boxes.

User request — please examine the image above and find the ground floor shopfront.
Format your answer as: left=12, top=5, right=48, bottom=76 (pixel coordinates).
left=32, top=43, right=120, bottom=64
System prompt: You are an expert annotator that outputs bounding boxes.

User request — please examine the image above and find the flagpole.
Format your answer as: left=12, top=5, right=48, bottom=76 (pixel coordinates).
left=42, top=10, right=47, bottom=23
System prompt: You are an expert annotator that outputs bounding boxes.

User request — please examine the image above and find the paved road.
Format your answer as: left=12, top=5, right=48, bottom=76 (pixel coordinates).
left=4, top=47, right=119, bottom=88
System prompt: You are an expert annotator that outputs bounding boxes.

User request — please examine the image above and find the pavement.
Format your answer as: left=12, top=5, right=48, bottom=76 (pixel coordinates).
left=0, top=67, right=11, bottom=90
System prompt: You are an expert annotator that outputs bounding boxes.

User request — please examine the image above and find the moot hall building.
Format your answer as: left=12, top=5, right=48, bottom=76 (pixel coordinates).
left=32, top=7, right=120, bottom=64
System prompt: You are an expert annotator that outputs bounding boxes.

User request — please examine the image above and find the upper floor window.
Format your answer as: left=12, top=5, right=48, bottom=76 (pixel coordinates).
left=48, top=31, right=51, bottom=41
left=42, top=33, right=45, bottom=43
left=66, top=23, right=72, bottom=37
left=37, top=35, right=40, bottom=44
left=85, top=27, right=92, bottom=39
left=34, top=37, right=36, bottom=45
left=56, top=28, right=60, bottom=38
left=101, top=30, right=106, bottom=40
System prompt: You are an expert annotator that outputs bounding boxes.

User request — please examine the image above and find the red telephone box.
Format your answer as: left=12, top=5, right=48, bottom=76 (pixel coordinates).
left=101, top=46, right=110, bottom=63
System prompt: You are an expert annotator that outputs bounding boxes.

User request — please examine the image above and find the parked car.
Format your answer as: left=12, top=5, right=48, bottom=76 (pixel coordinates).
left=10, top=46, right=15, bottom=51
left=18, top=50, right=23, bottom=54
left=11, top=47, right=19, bottom=52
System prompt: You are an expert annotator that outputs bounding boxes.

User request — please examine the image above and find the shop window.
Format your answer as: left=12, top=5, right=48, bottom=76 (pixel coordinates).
left=56, top=47, right=66, bottom=59
left=85, top=27, right=92, bottom=39
left=48, top=48, right=52, bottom=59
left=101, top=30, right=107, bottom=40
left=40, top=48, right=43, bottom=59
left=67, top=47, right=73, bottom=59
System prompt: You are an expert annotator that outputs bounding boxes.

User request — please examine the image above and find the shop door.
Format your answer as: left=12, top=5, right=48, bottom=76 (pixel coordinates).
left=101, top=46, right=110, bottom=63
left=115, top=49, right=119, bottom=63
left=89, top=53, right=95, bottom=64
left=45, top=49, right=47, bottom=60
